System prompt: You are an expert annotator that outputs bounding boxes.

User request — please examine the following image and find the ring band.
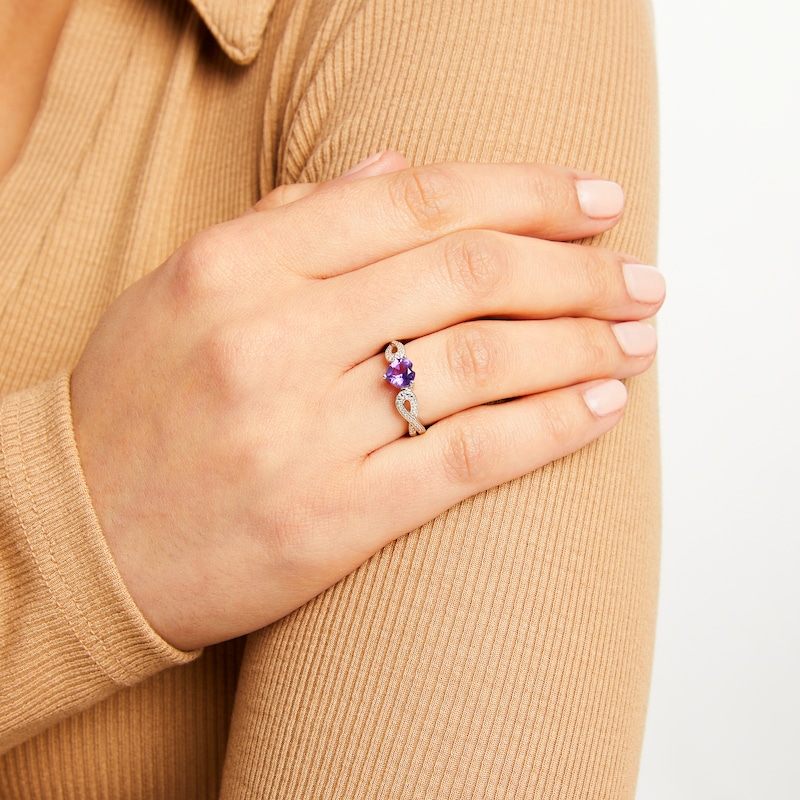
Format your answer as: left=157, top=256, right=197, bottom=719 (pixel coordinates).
left=383, top=340, right=426, bottom=436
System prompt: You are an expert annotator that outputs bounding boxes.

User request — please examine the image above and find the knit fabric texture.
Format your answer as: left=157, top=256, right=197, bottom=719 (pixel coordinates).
left=0, top=0, right=660, bottom=796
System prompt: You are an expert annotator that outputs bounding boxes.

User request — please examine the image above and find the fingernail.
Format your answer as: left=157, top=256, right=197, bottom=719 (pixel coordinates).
left=340, top=151, right=386, bottom=178
left=623, top=263, right=665, bottom=304
left=612, top=321, right=657, bottom=357
left=576, top=180, right=625, bottom=219
left=583, top=380, right=628, bottom=417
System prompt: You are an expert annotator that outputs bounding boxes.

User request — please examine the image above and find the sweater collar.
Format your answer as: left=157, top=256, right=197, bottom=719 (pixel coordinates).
left=188, top=0, right=277, bottom=65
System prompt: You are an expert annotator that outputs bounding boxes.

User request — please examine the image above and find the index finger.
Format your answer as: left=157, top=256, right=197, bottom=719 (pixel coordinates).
left=240, top=162, right=625, bottom=280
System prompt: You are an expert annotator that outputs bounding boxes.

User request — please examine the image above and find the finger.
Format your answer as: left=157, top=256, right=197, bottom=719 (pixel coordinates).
left=254, top=182, right=321, bottom=212
left=251, top=151, right=410, bottom=213
left=339, top=318, right=654, bottom=449
left=357, top=379, right=627, bottom=547
left=317, top=232, right=664, bottom=361
left=238, top=162, right=626, bottom=280
left=328, top=151, right=410, bottom=185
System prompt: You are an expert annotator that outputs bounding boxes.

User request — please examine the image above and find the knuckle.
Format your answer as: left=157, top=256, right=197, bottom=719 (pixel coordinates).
left=537, top=394, right=578, bottom=447
left=526, top=167, right=565, bottom=217
left=387, top=165, right=458, bottom=231
left=169, top=227, right=230, bottom=307
left=575, top=318, right=614, bottom=372
left=579, top=247, right=618, bottom=310
left=441, top=232, right=506, bottom=304
left=441, top=420, right=497, bottom=486
left=198, top=324, right=260, bottom=399
left=197, top=317, right=294, bottom=401
left=446, top=323, right=503, bottom=391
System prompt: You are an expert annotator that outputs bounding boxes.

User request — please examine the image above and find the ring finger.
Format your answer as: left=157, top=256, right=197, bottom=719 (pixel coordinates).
left=339, top=316, right=656, bottom=450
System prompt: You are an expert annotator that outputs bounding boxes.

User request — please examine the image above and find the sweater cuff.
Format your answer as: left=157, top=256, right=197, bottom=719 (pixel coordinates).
left=0, top=372, right=199, bottom=686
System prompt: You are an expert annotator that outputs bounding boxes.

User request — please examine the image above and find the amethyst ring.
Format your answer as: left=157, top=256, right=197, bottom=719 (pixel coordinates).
left=383, top=341, right=426, bottom=436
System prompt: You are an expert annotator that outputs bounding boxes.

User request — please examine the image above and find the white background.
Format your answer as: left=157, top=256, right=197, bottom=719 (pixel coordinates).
left=638, top=1, right=799, bottom=797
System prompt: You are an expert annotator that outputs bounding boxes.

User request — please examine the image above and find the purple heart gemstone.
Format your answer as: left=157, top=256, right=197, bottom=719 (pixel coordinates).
left=383, top=357, right=415, bottom=389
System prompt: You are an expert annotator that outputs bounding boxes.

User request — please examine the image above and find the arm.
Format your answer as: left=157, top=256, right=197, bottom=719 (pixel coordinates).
left=0, top=375, right=197, bottom=754
left=1, top=156, right=657, bottom=756
left=220, top=0, right=661, bottom=797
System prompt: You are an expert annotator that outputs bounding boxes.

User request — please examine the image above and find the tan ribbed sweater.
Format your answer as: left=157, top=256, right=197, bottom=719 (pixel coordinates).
left=0, top=0, right=660, bottom=796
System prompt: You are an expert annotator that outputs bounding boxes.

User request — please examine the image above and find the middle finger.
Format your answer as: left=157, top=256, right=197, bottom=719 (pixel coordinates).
left=314, top=230, right=664, bottom=367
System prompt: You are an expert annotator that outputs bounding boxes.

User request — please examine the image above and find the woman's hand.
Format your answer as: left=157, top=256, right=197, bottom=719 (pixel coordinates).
left=71, top=154, right=664, bottom=651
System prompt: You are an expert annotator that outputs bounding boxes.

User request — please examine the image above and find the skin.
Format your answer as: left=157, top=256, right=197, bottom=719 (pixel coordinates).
left=70, top=154, right=664, bottom=651
left=1, top=0, right=665, bottom=655
left=0, top=0, right=74, bottom=180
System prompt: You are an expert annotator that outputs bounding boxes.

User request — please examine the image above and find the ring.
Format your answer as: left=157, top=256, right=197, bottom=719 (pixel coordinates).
left=383, top=341, right=426, bottom=436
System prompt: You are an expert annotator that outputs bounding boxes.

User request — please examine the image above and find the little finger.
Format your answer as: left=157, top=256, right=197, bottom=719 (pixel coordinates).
left=356, top=379, right=627, bottom=546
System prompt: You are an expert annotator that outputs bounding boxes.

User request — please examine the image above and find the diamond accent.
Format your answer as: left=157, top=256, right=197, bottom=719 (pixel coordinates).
left=383, top=340, right=425, bottom=436
left=396, top=388, right=426, bottom=436
left=384, top=340, right=405, bottom=362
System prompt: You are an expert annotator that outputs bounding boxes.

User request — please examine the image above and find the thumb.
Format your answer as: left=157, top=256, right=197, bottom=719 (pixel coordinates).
left=327, top=150, right=409, bottom=185
left=252, top=151, right=409, bottom=212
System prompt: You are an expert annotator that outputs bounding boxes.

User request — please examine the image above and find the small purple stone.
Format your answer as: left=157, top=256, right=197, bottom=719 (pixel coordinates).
left=383, top=357, right=415, bottom=388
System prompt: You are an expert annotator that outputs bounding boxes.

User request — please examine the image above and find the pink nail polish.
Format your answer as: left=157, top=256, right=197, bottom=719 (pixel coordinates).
left=576, top=180, right=625, bottom=219
left=612, top=321, right=657, bottom=357
left=623, top=263, right=665, bottom=304
left=582, top=380, right=627, bottom=417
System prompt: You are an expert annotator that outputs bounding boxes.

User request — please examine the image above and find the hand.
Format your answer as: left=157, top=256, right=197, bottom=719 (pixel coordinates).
left=71, top=153, right=664, bottom=650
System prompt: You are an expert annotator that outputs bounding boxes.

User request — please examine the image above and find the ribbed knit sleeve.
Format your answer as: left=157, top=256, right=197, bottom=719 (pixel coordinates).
left=0, top=373, right=199, bottom=754
left=221, top=1, right=660, bottom=798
